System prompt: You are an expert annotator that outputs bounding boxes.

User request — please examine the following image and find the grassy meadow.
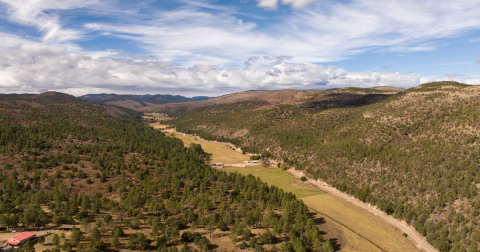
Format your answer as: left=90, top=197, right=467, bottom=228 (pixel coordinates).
left=303, top=194, right=421, bottom=252
left=174, top=133, right=250, bottom=164
left=224, top=165, right=321, bottom=198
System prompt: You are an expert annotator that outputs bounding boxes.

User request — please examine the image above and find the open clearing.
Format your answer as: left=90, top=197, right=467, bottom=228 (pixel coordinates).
left=303, top=194, right=421, bottom=252
left=160, top=128, right=423, bottom=252
left=224, top=166, right=321, bottom=198
left=149, top=122, right=174, bottom=131
left=143, top=113, right=173, bottom=121
left=175, top=133, right=250, bottom=164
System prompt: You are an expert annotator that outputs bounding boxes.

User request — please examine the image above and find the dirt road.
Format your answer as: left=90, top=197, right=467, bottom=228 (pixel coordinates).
left=287, top=169, right=439, bottom=252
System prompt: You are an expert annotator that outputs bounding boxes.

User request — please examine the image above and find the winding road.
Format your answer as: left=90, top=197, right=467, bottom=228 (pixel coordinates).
left=287, top=169, right=439, bottom=252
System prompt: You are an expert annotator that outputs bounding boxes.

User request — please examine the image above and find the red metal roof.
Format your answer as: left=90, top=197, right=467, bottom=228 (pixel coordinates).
left=6, top=232, right=37, bottom=245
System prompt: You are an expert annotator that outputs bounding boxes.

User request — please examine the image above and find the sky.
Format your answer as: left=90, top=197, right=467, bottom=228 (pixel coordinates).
left=0, top=0, right=479, bottom=97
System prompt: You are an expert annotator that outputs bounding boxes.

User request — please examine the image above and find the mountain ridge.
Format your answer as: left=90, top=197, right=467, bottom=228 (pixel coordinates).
left=78, top=93, right=212, bottom=110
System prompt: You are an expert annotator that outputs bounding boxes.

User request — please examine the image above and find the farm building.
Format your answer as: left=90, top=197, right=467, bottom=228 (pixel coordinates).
left=5, top=232, right=37, bottom=246
left=244, top=161, right=249, bottom=163
left=252, top=160, right=259, bottom=163
left=58, top=224, right=77, bottom=231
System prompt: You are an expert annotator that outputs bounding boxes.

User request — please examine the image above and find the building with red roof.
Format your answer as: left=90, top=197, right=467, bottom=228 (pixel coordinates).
left=5, top=232, right=37, bottom=246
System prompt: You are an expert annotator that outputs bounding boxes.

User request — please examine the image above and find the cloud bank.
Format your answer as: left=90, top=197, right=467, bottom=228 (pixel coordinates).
left=1, top=44, right=477, bottom=97
left=76, top=0, right=480, bottom=67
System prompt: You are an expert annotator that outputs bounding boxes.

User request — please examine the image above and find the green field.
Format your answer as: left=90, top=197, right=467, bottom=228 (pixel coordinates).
left=224, top=166, right=322, bottom=198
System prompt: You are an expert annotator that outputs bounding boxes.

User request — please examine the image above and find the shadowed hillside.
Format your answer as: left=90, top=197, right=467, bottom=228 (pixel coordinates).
left=78, top=93, right=212, bottom=110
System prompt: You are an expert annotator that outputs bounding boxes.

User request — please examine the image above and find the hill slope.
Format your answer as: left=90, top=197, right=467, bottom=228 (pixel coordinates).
left=78, top=93, right=212, bottom=110
left=140, top=87, right=398, bottom=117
left=169, top=82, right=480, bottom=252
left=0, top=92, right=333, bottom=251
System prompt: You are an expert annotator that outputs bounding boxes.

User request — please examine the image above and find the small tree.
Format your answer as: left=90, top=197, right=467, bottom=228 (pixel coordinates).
left=206, top=221, right=216, bottom=238
left=259, top=230, right=275, bottom=244
left=323, top=239, right=334, bottom=252
left=254, top=244, right=264, bottom=252
left=90, top=227, right=101, bottom=241
left=113, top=226, right=124, bottom=237
left=22, top=240, right=34, bottom=252
left=81, top=218, right=89, bottom=231
left=111, top=235, right=120, bottom=249
left=104, top=214, right=112, bottom=225
left=249, top=237, right=257, bottom=248
left=52, top=234, right=60, bottom=246
left=38, top=235, right=45, bottom=245
left=126, top=232, right=151, bottom=250
left=70, top=227, right=83, bottom=245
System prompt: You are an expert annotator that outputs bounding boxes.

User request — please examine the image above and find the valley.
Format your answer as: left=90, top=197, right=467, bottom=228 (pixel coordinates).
left=162, top=126, right=424, bottom=251
left=157, top=82, right=480, bottom=252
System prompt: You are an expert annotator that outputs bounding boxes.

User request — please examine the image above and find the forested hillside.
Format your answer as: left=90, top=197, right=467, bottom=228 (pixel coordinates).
left=171, top=82, right=480, bottom=252
left=0, top=92, right=333, bottom=252
left=78, top=94, right=211, bottom=110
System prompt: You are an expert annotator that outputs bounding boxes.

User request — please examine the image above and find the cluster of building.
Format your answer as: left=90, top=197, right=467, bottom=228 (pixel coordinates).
left=211, top=160, right=260, bottom=167
left=1, top=232, right=37, bottom=251
left=1, top=226, right=72, bottom=251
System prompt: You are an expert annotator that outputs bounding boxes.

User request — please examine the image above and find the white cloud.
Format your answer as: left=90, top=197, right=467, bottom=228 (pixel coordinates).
left=0, top=32, right=40, bottom=47
left=73, top=0, right=480, bottom=68
left=1, top=0, right=480, bottom=68
left=281, top=0, right=317, bottom=9
left=255, top=0, right=318, bottom=9
left=255, top=0, right=279, bottom=10
left=1, top=44, right=474, bottom=97
left=0, top=0, right=99, bottom=43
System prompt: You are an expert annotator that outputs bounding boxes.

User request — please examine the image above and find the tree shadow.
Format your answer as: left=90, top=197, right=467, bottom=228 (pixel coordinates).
left=313, top=216, right=326, bottom=225
left=209, top=244, right=219, bottom=250
left=329, top=238, right=342, bottom=251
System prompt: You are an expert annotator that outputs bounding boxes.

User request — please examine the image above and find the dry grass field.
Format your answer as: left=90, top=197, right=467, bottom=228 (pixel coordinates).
left=175, top=133, right=250, bottom=164
left=143, top=112, right=173, bottom=121
left=149, top=122, right=172, bottom=130
left=302, top=194, right=422, bottom=252
left=224, top=166, right=321, bottom=198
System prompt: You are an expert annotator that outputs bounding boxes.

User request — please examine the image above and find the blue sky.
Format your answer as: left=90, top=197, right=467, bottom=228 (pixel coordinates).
left=0, top=0, right=479, bottom=96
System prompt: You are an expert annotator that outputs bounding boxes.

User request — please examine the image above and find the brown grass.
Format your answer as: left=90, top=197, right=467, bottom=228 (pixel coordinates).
left=175, top=134, right=250, bottom=164
left=302, top=194, right=421, bottom=252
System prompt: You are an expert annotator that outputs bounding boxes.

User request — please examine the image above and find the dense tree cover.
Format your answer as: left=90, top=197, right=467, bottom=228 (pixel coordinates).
left=0, top=92, right=331, bottom=251
left=171, top=82, right=480, bottom=251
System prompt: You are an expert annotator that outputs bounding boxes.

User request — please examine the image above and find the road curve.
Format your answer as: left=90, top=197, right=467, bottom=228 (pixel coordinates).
left=287, top=169, right=439, bottom=252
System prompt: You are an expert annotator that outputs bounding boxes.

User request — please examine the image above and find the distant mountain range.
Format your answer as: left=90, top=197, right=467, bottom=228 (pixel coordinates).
left=77, top=87, right=404, bottom=113
left=78, top=93, right=212, bottom=110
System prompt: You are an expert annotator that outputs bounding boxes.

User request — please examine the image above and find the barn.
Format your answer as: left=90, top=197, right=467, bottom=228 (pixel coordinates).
left=58, top=224, right=77, bottom=231
left=5, top=232, right=37, bottom=246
